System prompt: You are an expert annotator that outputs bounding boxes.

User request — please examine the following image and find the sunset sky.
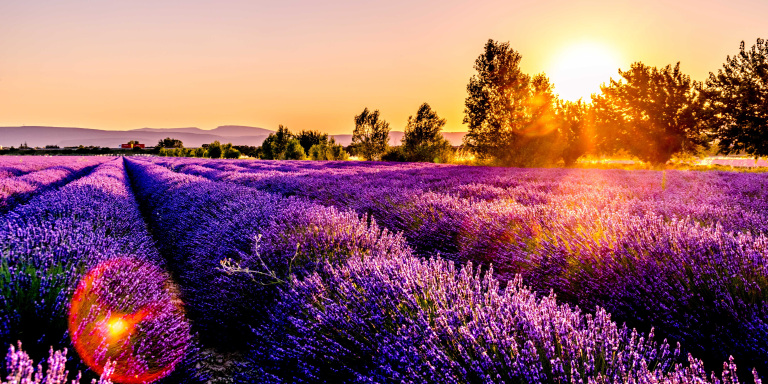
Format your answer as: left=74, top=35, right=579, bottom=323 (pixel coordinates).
left=0, top=0, right=765, bottom=134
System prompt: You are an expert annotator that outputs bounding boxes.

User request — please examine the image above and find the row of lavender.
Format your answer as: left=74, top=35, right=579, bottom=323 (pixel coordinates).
left=0, top=157, right=81, bottom=179
left=0, top=157, right=109, bottom=213
left=151, top=158, right=768, bottom=235
left=1, top=158, right=191, bottom=383
left=123, top=157, right=415, bottom=380
left=149, top=157, right=768, bottom=379
left=1, top=155, right=763, bottom=383
left=125, top=157, right=757, bottom=383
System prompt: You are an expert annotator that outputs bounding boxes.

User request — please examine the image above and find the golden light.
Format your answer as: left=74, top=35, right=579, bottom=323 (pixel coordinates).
left=103, top=315, right=137, bottom=342
left=107, top=317, right=128, bottom=338
left=548, top=42, right=622, bottom=102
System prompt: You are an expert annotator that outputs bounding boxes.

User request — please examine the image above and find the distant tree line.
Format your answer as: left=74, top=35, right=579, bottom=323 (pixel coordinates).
left=258, top=125, right=349, bottom=160
left=154, top=138, right=241, bottom=159
left=153, top=128, right=351, bottom=161
left=461, top=38, right=768, bottom=167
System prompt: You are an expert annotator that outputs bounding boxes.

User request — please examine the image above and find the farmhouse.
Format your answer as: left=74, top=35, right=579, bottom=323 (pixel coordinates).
left=121, top=143, right=145, bottom=149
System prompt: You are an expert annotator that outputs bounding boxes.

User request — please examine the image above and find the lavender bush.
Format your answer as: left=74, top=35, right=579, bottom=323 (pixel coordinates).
left=68, top=258, right=191, bottom=383
left=3, top=155, right=766, bottom=383
left=2, top=342, right=113, bottom=384
left=124, top=158, right=409, bottom=354
left=257, top=252, right=760, bottom=383
left=0, top=157, right=108, bottom=213
left=0, top=157, right=92, bottom=179
left=0, top=159, right=192, bottom=382
left=157, top=158, right=768, bottom=378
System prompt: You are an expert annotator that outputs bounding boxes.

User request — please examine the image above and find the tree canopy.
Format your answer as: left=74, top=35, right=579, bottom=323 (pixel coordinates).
left=352, top=108, right=390, bottom=161
left=223, top=147, right=241, bottom=159
left=283, top=139, right=307, bottom=160
left=463, top=40, right=563, bottom=166
left=463, top=39, right=529, bottom=163
left=403, top=103, right=447, bottom=150
left=401, top=103, right=453, bottom=163
left=207, top=141, right=223, bottom=158
left=296, top=130, right=330, bottom=154
left=156, top=137, right=184, bottom=149
left=261, top=125, right=292, bottom=160
left=556, top=100, right=594, bottom=166
left=704, top=38, right=768, bottom=157
left=260, top=125, right=306, bottom=160
left=308, top=137, right=349, bottom=160
left=593, top=62, right=706, bottom=165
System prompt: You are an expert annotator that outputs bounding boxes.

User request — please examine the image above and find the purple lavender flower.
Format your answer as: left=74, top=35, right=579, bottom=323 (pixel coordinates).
left=156, top=157, right=768, bottom=378
left=3, top=342, right=114, bottom=384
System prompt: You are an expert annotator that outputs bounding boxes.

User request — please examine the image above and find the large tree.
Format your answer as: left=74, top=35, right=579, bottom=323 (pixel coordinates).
left=463, top=39, right=530, bottom=163
left=308, top=138, right=348, bottom=160
left=207, top=141, right=223, bottom=158
left=283, top=139, right=307, bottom=160
left=509, top=74, right=564, bottom=167
left=593, top=62, right=706, bottom=165
left=352, top=108, right=390, bottom=161
left=223, top=147, right=241, bottom=159
left=295, top=130, right=330, bottom=154
left=403, top=103, right=446, bottom=149
left=156, top=137, right=184, bottom=149
left=557, top=100, right=594, bottom=166
left=462, top=40, right=562, bottom=166
left=261, top=125, right=293, bottom=160
left=704, top=38, right=768, bottom=157
left=402, top=103, right=452, bottom=162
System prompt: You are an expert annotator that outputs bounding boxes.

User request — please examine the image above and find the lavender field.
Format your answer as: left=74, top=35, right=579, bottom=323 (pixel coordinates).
left=1, top=156, right=767, bottom=384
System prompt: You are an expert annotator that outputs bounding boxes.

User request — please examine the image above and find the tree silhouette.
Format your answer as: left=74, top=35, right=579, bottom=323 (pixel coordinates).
left=463, top=39, right=530, bottom=163
left=593, top=62, right=706, bottom=165
left=207, top=141, right=223, bottom=158
left=403, top=103, right=446, bottom=150
left=156, top=137, right=184, bottom=148
left=402, top=103, right=453, bottom=162
left=296, top=130, right=330, bottom=154
left=704, top=38, right=768, bottom=157
left=557, top=100, right=594, bottom=166
left=463, top=40, right=562, bottom=166
left=283, top=139, right=307, bottom=160
left=352, top=108, right=390, bottom=161
left=261, top=125, right=293, bottom=160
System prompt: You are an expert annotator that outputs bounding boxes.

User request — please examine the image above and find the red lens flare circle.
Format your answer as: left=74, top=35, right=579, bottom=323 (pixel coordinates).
left=68, top=258, right=191, bottom=384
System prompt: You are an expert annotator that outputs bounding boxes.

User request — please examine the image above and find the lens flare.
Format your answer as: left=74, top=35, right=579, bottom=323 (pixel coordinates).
left=68, top=258, right=191, bottom=384
left=106, top=317, right=130, bottom=340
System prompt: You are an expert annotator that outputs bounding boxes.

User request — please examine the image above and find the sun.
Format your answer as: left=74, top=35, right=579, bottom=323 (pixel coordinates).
left=547, top=42, right=621, bottom=102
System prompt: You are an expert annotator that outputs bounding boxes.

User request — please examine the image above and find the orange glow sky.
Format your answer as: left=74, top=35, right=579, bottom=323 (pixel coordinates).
left=0, top=0, right=765, bottom=134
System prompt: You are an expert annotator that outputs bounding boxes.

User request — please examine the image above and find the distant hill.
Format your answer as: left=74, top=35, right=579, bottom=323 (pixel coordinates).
left=440, top=132, right=466, bottom=146
left=130, top=125, right=274, bottom=137
left=208, top=125, right=274, bottom=136
left=0, top=126, right=466, bottom=148
left=0, top=125, right=275, bottom=148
